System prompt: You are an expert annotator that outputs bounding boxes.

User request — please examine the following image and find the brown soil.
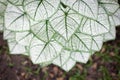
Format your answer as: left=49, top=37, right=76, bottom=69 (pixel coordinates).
left=0, top=27, right=120, bottom=80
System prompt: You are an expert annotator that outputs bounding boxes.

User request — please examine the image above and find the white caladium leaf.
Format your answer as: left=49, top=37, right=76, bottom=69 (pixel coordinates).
left=53, top=50, right=95, bottom=71
left=103, top=16, right=116, bottom=42
left=0, top=0, right=7, bottom=31
left=71, top=51, right=95, bottom=63
left=3, top=29, right=15, bottom=40
left=61, top=0, right=98, bottom=19
left=7, top=39, right=28, bottom=55
left=113, top=9, right=120, bottom=26
left=0, top=0, right=7, bottom=14
left=114, top=0, right=118, bottom=2
left=50, top=8, right=82, bottom=40
left=79, top=6, right=110, bottom=36
left=15, top=32, right=33, bottom=46
left=52, top=50, right=76, bottom=71
left=0, top=16, right=4, bottom=31
left=2, top=0, right=120, bottom=71
left=55, top=33, right=103, bottom=52
left=66, top=33, right=103, bottom=51
left=31, top=20, right=55, bottom=42
left=29, top=37, right=62, bottom=64
left=24, top=0, right=60, bottom=21
left=7, top=0, right=23, bottom=6
left=99, top=0, right=119, bottom=15
left=4, top=29, right=29, bottom=55
left=5, top=3, right=30, bottom=31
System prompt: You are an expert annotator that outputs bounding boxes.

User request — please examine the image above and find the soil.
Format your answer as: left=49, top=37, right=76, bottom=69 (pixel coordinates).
left=0, top=27, right=120, bottom=80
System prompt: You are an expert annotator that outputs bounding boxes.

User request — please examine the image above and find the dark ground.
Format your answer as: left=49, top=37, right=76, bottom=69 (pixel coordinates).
left=0, top=27, right=120, bottom=80
left=0, top=1, right=120, bottom=80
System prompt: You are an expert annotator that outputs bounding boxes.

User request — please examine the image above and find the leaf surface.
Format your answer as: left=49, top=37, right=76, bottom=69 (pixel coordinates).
left=61, top=0, right=98, bottom=19
left=15, top=32, right=33, bottom=46
left=0, top=0, right=7, bottom=31
left=24, top=0, right=60, bottom=21
left=29, top=37, right=62, bottom=64
left=99, top=0, right=119, bottom=15
left=55, top=33, right=103, bottom=52
left=5, top=3, right=30, bottom=31
left=31, top=20, right=55, bottom=42
left=79, top=6, right=110, bottom=36
left=7, top=39, right=28, bottom=55
left=52, top=50, right=76, bottom=71
left=50, top=9, right=82, bottom=40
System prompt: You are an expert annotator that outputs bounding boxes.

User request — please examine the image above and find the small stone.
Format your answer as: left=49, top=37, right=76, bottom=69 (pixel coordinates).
left=91, top=63, right=97, bottom=70
left=57, top=77, right=64, bottom=80
left=101, top=47, right=106, bottom=53
left=110, top=52, right=115, bottom=56
left=53, top=67, right=59, bottom=75
left=76, top=64, right=83, bottom=71
left=49, top=73, right=54, bottom=78
left=21, top=72, right=25, bottom=77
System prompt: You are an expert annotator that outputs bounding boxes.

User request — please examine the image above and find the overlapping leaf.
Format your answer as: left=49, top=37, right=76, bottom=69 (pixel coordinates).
left=61, top=0, right=98, bottom=19
left=15, top=32, right=33, bottom=46
left=29, top=37, right=62, bottom=64
left=5, top=3, right=30, bottom=31
left=31, top=20, right=55, bottom=42
left=112, top=9, right=120, bottom=26
left=0, top=0, right=7, bottom=31
left=53, top=50, right=76, bottom=71
left=99, top=0, right=119, bottom=15
left=4, top=29, right=28, bottom=55
left=2, top=0, right=120, bottom=71
left=50, top=8, right=82, bottom=40
left=55, top=33, right=103, bottom=52
left=103, top=16, right=116, bottom=42
left=7, top=39, right=28, bottom=55
left=53, top=50, right=95, bottom=71
left=7, top=0, right=23, bottom=6
left=79, top=6, right=110, bottom=36
left=24, top=0, right=60, bottom=21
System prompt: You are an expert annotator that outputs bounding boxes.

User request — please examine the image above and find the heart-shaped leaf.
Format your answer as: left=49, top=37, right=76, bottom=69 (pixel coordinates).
left=24, top=0, right=60, bottom=21
left=29, top=37, right=62, bottom=64
left=61, top=0, right=98, bottom=19
left=5, top=3, right=30, bottom=31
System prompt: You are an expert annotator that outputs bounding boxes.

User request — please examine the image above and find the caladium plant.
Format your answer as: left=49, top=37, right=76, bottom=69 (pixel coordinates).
left=0, top=0, right=120, bottom=71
